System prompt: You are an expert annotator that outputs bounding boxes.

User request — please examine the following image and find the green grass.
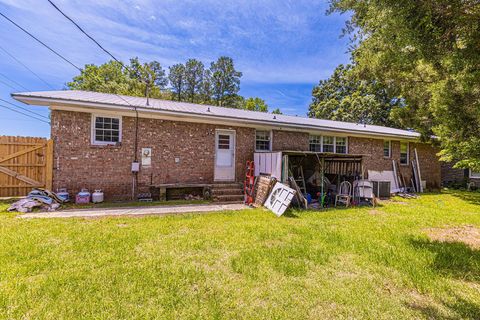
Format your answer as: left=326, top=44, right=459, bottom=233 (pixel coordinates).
left=1, top=191, right=479, bottom=319
left=62, top=199, right=210, bottom=210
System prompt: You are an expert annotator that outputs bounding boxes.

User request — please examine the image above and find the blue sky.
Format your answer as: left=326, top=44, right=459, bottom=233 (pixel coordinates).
left=0, top=0, right=350, bottom=137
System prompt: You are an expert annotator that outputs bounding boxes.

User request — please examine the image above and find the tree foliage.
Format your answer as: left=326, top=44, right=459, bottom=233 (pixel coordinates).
left=210, top=56, right=242, bottom=107
left=271, top=108, right=283, bottom=115
left=67, top=56, right=281, bottom=114
left=184, top=59, right=204, bottom=103
left=243, top=97, right=269, bottom=112
left=168, top=63, right=186, bottom=101
left=329, top=0, right=480, bottom=170
left=309, top=64, right=402, bottom=127
left=67, top=58, right=169, bottom=99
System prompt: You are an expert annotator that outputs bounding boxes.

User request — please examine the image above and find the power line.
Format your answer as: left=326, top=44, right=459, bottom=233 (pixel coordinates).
left=0, top=11, right=82, bottom=71
left=0, top=78, right=19, bottom=91
left=0, top=72, right=30, bottom=91
left=0, top=103, right=50, bottom=124
left=0, top=44, right=56, bottom=90
left=0, top=98, right=49, bottom=119
left=47, top=1, right=144, bottom=163
left=47, top=0, right=123, bottom=65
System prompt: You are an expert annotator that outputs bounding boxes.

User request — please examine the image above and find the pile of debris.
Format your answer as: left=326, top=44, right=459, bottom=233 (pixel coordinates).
left=246, top=175, right=296, bottom=217
left=7, top=188, right=66, bottom=213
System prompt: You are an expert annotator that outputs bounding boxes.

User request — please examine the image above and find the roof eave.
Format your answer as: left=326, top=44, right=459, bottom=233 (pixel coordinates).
left=11, top=93, right=421, bottom=141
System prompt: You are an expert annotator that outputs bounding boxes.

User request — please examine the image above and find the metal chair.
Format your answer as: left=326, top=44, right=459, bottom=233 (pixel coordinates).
left=335, top=181, right=352, bottom=207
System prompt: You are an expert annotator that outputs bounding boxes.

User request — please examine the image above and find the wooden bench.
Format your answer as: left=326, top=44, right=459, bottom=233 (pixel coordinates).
left=149, top=184, right=213, bottom=201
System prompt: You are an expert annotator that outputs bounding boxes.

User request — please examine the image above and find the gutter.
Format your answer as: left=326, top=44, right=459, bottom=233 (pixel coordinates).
left=11, top=93, right=421, bottom=141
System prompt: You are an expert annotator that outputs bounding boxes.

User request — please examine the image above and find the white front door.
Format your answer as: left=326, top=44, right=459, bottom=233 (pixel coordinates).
left=214, top=130, right=235, bottom=181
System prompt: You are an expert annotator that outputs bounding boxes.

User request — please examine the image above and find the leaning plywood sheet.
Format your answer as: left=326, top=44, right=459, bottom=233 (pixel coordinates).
left=264, top=182, right=296, bottom=217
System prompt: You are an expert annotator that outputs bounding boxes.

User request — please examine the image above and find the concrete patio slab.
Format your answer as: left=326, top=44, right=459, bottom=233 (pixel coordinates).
left=19, top=203, right=249, bottom=219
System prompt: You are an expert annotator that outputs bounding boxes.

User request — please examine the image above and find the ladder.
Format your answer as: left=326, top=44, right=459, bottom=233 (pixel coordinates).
left=290, top=165, right=306, bottom=194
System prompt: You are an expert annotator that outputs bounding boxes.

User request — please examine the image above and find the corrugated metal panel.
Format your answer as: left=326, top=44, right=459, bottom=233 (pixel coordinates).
left=12, top=90, right=421, bottom=138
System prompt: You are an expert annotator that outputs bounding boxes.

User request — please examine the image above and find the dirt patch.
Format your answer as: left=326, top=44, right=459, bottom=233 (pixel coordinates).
left=424, top=225, right=480, bottom=249
left=369, top=209, right=382, bottom=215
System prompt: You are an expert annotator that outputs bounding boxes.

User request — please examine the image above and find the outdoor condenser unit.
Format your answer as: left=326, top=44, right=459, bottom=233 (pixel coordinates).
left=372, top=181, right=391, bottom=198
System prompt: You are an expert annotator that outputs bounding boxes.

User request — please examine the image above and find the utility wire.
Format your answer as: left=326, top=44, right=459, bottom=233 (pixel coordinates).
left=0, top=72, right=30, bottom=91
left=0, top=44, right=56, bottom=90
left=0, top=11, right=82, bottom=71
left=0, top=98, right=49, bottom=119
left=47, top=0, right=123, bottom=66
left=0, top=103, right=50, bottom=124
left=0, top=78, right=19, bottom=91
left=47, top=1, right=143, bottom=162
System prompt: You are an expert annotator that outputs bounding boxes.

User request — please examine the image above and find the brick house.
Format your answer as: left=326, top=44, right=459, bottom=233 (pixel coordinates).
left=12, top=90, right=441, bottom=200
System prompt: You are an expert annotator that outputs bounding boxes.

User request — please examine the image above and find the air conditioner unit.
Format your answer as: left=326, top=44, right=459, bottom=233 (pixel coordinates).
left=372, top=181, right=391, bottom=198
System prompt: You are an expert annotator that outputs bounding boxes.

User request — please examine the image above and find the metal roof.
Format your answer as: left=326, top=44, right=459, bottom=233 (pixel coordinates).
left=11, top=90, right=420, bottom=139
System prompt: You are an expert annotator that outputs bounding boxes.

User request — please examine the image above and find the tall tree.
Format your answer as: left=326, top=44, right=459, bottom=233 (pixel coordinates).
left=168, top=63, right=186, bottom=101
left=184, top=59, right=204, bottom=103
left=329, top=0, right=480, bottom=170
left=128, top=57, right=168, bottom=98
left=67, top=59, right=168, bottom=99
left=243, top=97, right=269, bottom=112
left=199, top=69, right=213, bottom=104
left=67, top=61, right=137, bottom=95
left=309, top=64, right=401, bottom=127
left=210, top=56, right=242, bottom=107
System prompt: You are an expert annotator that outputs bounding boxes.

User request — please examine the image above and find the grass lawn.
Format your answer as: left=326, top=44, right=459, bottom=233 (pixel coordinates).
left=62, top=199, right=210, bottom=210
left=1, top=191, right=479, bottom=319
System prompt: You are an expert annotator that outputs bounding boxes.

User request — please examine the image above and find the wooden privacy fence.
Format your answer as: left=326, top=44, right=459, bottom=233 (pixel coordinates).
left=0, top=136, right=53, bottom=197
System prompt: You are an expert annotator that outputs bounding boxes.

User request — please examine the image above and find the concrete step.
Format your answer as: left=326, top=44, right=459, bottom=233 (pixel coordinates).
left=213, top=194, right=244, bottom=202
left=212, top=188, right=244, bottom=195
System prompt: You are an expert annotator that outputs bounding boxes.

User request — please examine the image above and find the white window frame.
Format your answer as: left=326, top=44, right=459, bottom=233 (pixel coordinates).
left=308, top=134, right=348, bottom=154
left=469, top=170, right=480, bottom=179
left=400, top=141, right=409, bottom=165
left=383, top=140, right=391, bottom=158
left=322, top=135, right=335, bottom=153
left=91, top=114, right=122, bottom=146
left=309, top=135, right=322, bottom=152
left=335, top=136, right=348, bottom=154
left=255, top=130, right=272, bottom=152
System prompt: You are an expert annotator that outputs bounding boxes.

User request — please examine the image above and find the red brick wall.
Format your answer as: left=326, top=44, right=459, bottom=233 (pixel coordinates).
left=348, top=137, right=441, bottom=189
left=272, top=130, right=309, bottom=151
left=51, top=110, right=255, bottom=200
left=51, top=110, right=441, bottom=199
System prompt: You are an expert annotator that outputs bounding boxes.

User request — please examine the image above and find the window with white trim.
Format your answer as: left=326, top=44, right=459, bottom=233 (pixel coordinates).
left=309, top=135, right=322, bottom=152
left=383, top=140, right=391, bottom=158
left=322, top=136, right=334, bottom=153
left=92, top=115, right=121, bottom=145
left=309, top=135, right=347, bottom=153
left=335, top=137, right=347, bottom=154
left=400, top=141, right=409, bottom=165
left=255, top=130, right=271, bottom=151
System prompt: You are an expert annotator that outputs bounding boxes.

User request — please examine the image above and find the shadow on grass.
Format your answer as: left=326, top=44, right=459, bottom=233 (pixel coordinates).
left=407, top=295, right=480, bottom=320
left=282, top=210, right=299, bottom=218
left=407, top=237, right=480, bottom=319
left=410, top=238, right=480, bottom=281
left=447, top=190, right=480, bottom=206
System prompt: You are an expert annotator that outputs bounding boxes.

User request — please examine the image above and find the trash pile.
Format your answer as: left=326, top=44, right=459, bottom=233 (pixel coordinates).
left=7, top=188, right=66, bottom=213
left=246, top=175, right=296, bottom=217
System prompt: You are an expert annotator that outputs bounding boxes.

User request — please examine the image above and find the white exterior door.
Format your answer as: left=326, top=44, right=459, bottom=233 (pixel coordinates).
left=214, top=130, right=235, bottom=181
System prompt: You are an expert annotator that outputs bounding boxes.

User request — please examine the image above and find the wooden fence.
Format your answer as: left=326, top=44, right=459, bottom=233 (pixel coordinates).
left=0, top=136, right=53, bottom=197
